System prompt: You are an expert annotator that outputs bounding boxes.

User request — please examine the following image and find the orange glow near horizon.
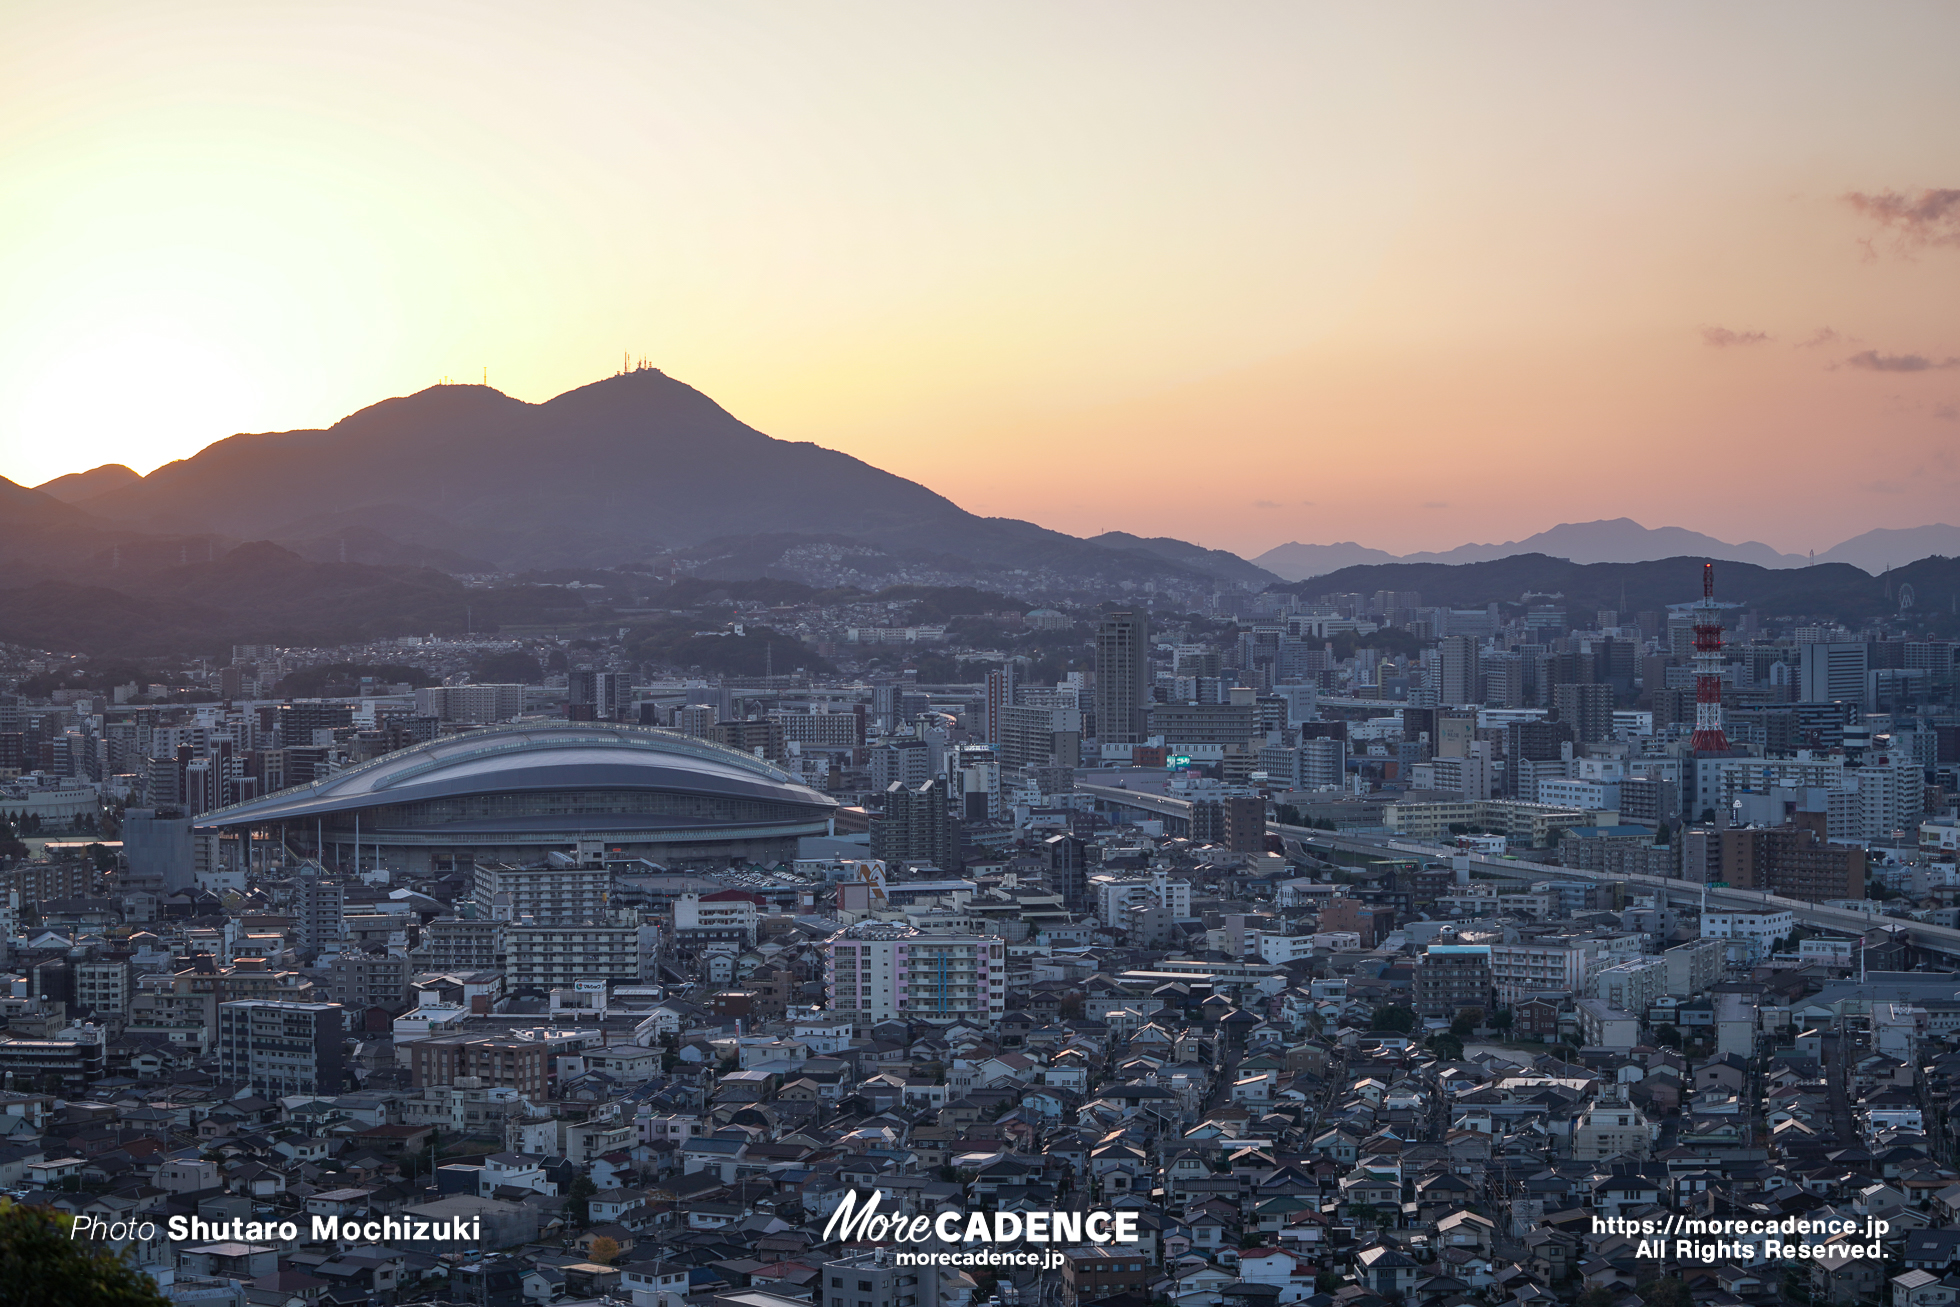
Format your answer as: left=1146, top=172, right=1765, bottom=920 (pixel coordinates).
left=2, top=3, right=1958, bottom=558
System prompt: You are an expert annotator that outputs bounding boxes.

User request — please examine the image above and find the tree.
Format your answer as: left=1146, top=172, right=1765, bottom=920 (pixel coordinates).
left=1491, top=1007, right=1514, bottom=1032
left=1639, top=1277, right=1694, bottom=1307
left=1654, top=1025, right=1683, bottom=1050
left=587, top=1236, right=621, bottom=1265
left=1450, top=1008, right=1485, bottom=1038
left=1576, top=1288, right=1618, bottom=1307
left=1370, top=1005, right=1417, bottom=1034
left=0, top=1201, right=172, bottom=1306
left=1426, top=1033, right=1465, bottom=1062
left=565, top=1174, right=598, bottom=1226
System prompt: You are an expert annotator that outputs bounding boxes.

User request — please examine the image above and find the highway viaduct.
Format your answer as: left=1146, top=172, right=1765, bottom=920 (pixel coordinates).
left=1074, top=780, right=1960, bottom=960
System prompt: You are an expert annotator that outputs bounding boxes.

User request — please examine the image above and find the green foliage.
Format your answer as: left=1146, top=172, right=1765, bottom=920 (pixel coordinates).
left=622, top=618, right=833, bottom=676
left=1450, top=1008, right=1483, bottom=1037
left=1654, top=1024, right=1683, bottom=1049
left=1426, top=1032, right=1465, bottom=1061
left=275, top=663, right=439, bottom=697
left=472, top=649, right=543, bottom=684
left=1639, top=1277, right=1694, bottom=1307
left=0, top=818, right=26, bottom=861
left=1491, top=1007, right=1514, bottom=1031
left=872, top=584, right=1029, bottom=623
left=565, top=1174, right=598, bottom=1226
left=1370, top=1005, right=1417, bottom=1034
left=659, top=577, right=829, bottom=608
left=0, top=1201, right=171, bottom=1306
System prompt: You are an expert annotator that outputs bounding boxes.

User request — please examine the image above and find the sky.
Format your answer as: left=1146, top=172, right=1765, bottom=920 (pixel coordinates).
left=2, top=2, right=1958, bottom=559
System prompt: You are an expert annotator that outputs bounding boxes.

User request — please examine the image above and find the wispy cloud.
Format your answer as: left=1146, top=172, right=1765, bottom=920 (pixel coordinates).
left=1936, top=403, right=1959, bottom=422
left=1253, top=499, right=1281, bottom=509
left=1797, top=327, right=1840, bottom=349
left=1845, top=350, right=1960, bottom=372
left=1844, top=187, right=1960, bottom=250
left=1702, top=326, right=1770, bottom=347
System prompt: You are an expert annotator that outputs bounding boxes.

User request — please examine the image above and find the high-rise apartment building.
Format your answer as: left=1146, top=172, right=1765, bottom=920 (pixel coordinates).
left=1719, top=812, right=1865, bottom=902
left=1093, top=612, right=1150, bottom=744
left=474, top=859, right=614, bottom=925
left=870, top=779, right=959, bottom=870
left=1413, top=944, right=1492, bottom=1018
left=216, top=1000, right=345, bottom=1097
left=824, top=921, right=1004, bottom=1026
left=983, top=665, right=1018, bottom=745
left=1438, top=636, right=1479, bottom=706
left=414, top=684, right=525, bottom=725
left=566, top=670, right=631, bottom=721
left=1553, top=682, right=1615, bottom=745
left=503, top=921, right=655, bottom=989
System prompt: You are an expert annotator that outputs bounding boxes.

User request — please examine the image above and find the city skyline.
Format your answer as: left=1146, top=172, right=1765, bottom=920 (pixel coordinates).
left=4, top=3, right=1959, bottom=558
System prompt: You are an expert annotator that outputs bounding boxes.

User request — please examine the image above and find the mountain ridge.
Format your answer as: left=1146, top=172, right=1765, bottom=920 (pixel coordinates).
left=1255, top=518, right=1960, bottom=580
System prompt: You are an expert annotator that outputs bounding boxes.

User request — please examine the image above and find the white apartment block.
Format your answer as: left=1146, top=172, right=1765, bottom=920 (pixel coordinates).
left=673, top=892, right=759, bottom=949
left=414, top=683, right=525, bottom=724
left=1662, top=938, right=1723, bottom=997
left=1091, top=869, right=1191, bottom=927
left=1699, top=910, right=1795, bottom=963
left=825, top=921, right=1005, bottom=1026
left=475, top=862, right=612, bottom=925
left=1592, top=956, right=1666, bottom=1016
left=504, top=922, right=656, bottom=989
left=1489, top=935, right=1643, bottom=1004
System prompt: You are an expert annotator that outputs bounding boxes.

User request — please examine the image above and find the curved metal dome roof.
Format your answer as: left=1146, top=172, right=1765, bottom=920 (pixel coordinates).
left=195, top=722, right=837, bottom=829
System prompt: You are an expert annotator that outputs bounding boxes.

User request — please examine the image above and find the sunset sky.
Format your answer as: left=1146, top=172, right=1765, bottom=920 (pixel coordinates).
left=3, top=3, right=1957, bottom=558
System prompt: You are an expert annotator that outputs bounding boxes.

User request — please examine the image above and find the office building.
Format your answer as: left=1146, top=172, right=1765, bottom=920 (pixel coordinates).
left=1800, top=642, right=1870, bottom=711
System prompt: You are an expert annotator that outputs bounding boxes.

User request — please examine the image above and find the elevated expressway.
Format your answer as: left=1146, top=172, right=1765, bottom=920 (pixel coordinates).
left=1075, top=780, right=1960, bottom=959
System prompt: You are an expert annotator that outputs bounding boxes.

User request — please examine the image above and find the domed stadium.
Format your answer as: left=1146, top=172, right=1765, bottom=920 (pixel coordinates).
left=196, top=723, right=838, bottom=872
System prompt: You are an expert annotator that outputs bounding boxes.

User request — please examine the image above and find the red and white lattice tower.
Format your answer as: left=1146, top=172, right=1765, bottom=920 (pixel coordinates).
left=1689, top=561, right=1730, bottom=753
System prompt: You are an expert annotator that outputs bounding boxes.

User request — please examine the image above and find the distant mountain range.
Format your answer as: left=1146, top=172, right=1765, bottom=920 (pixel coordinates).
left=1254, top=518, right=1960, bottom=581
left=1268, top=550, right=1960, bottom=627
left=7, top=369, right=1960, bottom=659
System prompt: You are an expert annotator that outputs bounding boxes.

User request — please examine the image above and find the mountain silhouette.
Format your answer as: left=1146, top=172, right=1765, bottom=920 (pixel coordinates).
left=1255, top=518, right=1803, bottom=580
left=69, top=370, right=1236, bottom=582
left=34, top=462, right=140, bottom=503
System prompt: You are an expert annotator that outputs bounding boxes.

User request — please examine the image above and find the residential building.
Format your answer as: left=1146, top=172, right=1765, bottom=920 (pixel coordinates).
left=216, top=1000, right=345, bottom=1097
